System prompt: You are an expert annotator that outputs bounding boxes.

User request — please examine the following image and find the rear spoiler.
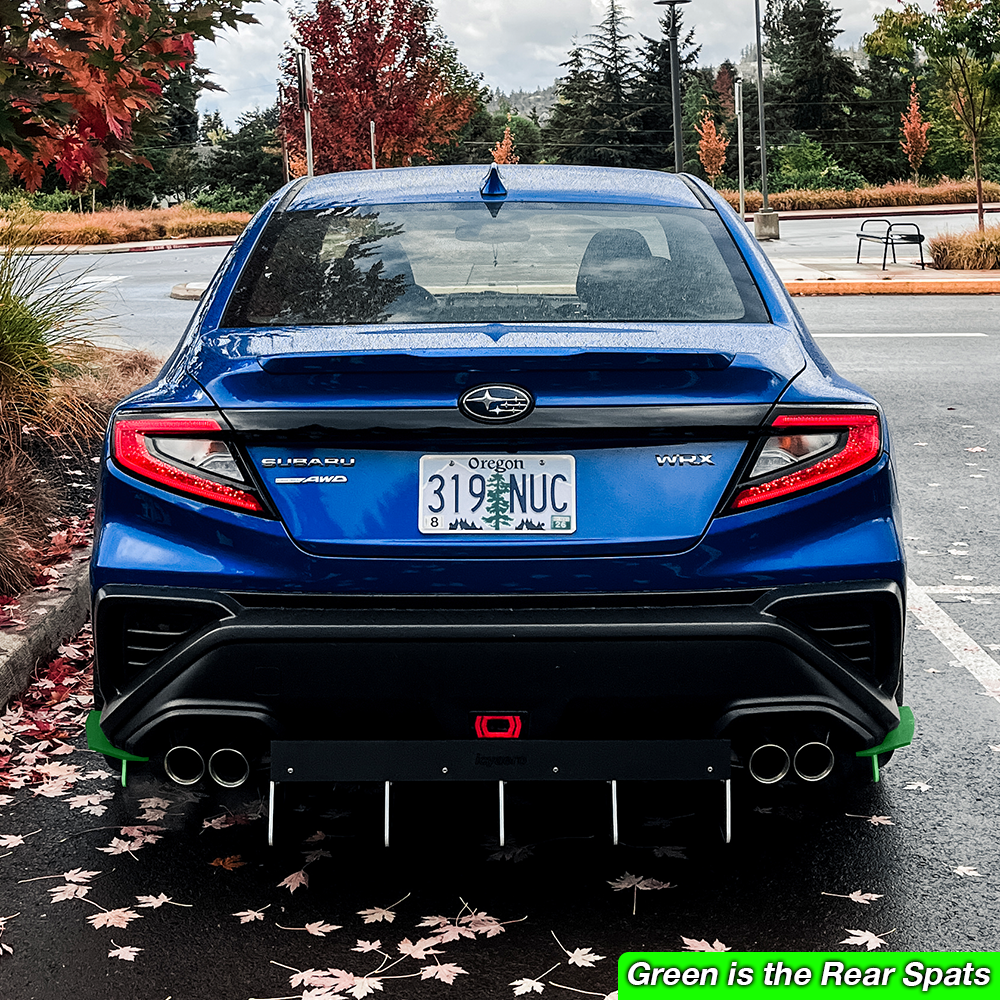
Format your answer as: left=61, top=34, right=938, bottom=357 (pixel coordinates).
left=257, top=349, right=735, bottom=375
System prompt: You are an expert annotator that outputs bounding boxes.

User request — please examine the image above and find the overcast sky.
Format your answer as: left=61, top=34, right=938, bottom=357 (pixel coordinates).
left=196, top=0, right=895, bottom=126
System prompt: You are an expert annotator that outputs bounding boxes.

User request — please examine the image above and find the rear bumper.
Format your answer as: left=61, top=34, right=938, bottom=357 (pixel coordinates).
left=94, top=580, right=904, bottom=759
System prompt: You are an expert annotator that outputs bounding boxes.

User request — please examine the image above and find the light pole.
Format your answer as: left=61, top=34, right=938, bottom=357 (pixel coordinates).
left=294, top=48, right=315, bottom=178
left=654, top=0, right=691, bottom=174
left=752, top=0, right=779, bottom=238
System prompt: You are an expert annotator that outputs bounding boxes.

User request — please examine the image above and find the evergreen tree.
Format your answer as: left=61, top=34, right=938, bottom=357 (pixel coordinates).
left=630, top=11, right=701, bottom=170
left=543, top=45, right=599, bottom=163
left=764, top=0, right=862, bottom=155
left=578, top=0, right=640, bottom=166
left=204, top=106, right=284, bottom=194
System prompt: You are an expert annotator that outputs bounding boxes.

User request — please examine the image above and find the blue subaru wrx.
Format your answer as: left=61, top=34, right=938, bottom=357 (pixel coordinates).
left=89, top=165, right=912, bottom=841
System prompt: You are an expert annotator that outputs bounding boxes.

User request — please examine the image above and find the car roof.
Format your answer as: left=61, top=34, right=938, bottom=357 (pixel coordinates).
left=286, top=164, right=708, bottom=212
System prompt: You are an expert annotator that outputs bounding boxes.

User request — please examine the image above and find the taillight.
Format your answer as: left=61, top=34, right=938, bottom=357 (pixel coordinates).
left=112, top=416, right=265, bottom=514
left=730, top=413, right=881, bottom=511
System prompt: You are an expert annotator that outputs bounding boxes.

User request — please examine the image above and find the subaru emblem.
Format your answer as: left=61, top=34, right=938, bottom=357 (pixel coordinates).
left=459, top=384, right=534, bottom=423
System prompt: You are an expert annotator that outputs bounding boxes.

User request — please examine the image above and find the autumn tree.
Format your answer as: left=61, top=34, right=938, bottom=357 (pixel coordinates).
left=0, top=0, right=259, bottom=191
left=490, top=116, right=519, bottom=164
left=866, top=0, right=1000, bottom=229
left=900, top=81, right=932, bottom=184
left=280, top=0, right=480, bottom=173
left=695, top=111, right=729, bottom=185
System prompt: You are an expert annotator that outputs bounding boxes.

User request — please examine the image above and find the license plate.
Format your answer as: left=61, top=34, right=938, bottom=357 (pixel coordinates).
left=419, top=455, right=576, bottom=534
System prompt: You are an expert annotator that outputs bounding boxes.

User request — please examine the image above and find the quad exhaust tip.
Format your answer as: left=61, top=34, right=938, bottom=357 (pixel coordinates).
left=748, top=744, right=790, bottom=784
left=208, top=748, right=250, bottom=789
left=164, top=745, right=205, bottom=786
left=793, top=741, right=835, bottom=782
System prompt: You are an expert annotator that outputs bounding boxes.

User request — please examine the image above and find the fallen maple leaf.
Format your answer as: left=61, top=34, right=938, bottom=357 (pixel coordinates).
left=136, top=894, right=184, bottom=909
left=357, top=905, right=397, bottom=924
left=108, top=944, right=142, bottom=961
left=88, top=908, right=142, bottom=930
left=417, top=915, right=452, bottom=929
left=211, top=855, right=246, bottom=871
left=398, top=937, right=441, bottom=960
left=304, top=920, right=342, bottom=937
left=848, top=890, right=884, bottom=904
left=841, top=928, right=890, bottom=950
left=845, top=814, right=895, bottom=826
left=0, top=835, right=25, bottom=849
left=233, top=908, right=268, bottom=923
left=567, top=946, right=606, bottom=967
left=302, top=848, right=333, bottom=864
left=510, top=977, right=546, bottom=996
left=346, top=975, right=383, bottom=998
left=353, top=939, right=382, bottom=952
left=488, top=843, right=535, bottom=863
left=953, top=866, right=983, bottom=877
left=62, top=868, right=101, bottom=884
left=49, top=884, right=90, bottom=902
left=904, top=782, right=931, bottom=792
left=278, top=869, right=309, bottom=893
left=421, top=962, right=468, bottom=984
left=431, top=922, right=476, bottom=943
left=98, top=838, right=138, bottom=856
left=681, top=936, right=730, bottom=952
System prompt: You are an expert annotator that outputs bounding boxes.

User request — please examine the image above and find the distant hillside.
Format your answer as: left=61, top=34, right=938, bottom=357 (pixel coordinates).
left=485, top=83, right=559, bottom=123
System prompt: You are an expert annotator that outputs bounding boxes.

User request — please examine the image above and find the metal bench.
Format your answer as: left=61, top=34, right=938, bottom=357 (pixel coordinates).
left=856, top=219, right=926, bottom=269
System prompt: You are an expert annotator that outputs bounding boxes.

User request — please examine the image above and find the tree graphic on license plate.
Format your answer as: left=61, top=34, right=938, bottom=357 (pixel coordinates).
left=483, top=470, right=513, bottom=530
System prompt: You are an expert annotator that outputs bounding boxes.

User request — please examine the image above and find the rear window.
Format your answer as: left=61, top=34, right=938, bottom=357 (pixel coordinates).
left=221, top=201, right=768, bottom=327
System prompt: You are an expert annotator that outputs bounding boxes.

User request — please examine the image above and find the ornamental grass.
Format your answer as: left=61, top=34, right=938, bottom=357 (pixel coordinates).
left=928, top=226, right=1000, bottom=269
left=719, top=179, right=1000, bottom=214
left=0, top=208, right=162, bottom=592
left=5, top=204, right=251, bottom=246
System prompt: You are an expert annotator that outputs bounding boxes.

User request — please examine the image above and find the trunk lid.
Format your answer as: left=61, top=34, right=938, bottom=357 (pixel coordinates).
left=190, top=327, right=805, bottom=556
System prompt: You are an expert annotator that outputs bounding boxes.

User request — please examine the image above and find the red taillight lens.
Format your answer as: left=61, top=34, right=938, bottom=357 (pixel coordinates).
left=730, top=413, right=881, bottom=511
left=112, top=417, right=264, bottom=514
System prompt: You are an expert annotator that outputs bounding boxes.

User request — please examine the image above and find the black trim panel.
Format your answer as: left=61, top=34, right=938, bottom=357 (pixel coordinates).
left=223, top=404, right=772, bottom=432
left=272, top=739, right=730, bottom=782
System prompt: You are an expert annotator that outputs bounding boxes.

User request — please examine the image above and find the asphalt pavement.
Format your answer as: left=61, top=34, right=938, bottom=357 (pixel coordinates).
left=0, top=219, right=997, bottom=999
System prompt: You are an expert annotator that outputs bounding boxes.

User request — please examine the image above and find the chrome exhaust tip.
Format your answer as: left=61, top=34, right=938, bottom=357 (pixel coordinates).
left=164, top=745, right=205, bottom=786
left=793, top=742, right=835, bottom=782
left=748, top=743, right=790, bottom=784
left=208, top=748, right=250, bottom=789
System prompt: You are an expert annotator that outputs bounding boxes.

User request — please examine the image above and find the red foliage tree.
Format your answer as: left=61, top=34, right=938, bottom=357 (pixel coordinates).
left=0, top=0, right=259, bottom=191
left=694, top=111, right=729, bottom=186
left=280, top=0, right=481, bottom=173
left=713, top=61, right=738, bottom=122
left=900, top=80, right=932, bottom=185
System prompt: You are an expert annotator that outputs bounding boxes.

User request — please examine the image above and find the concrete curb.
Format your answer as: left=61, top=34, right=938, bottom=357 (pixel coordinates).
left=0, top=549, right=91, bottom=710
left=786, top=278, right=1000, bottom=295
left=170, top=281, right=209, bottom=301
left=30, top=235, right=238, bottom=255
left=742, top=201, right=1000, bottom=223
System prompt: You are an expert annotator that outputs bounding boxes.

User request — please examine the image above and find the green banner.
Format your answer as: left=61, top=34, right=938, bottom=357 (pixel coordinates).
left=619, top=953, right=997, bottom=998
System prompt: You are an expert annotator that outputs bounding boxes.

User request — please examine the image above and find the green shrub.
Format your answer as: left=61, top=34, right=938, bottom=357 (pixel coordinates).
left=770, top=167, right=869, bottom=192
left=193, top=184, right=272, bottom=214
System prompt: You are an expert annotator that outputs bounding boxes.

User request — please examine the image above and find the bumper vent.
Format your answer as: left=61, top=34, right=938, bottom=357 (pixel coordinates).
left=122, top=602, right=228, bottom=672
left=767, top=592, right=901, bottom=688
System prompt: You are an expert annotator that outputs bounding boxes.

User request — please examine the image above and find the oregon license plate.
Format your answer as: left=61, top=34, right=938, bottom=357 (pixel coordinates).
left=418, top=455, right=576, bottom=534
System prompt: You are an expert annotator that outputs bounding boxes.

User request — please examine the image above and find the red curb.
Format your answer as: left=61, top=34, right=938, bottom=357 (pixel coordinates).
left=786, top=279, right=1000, bottom=295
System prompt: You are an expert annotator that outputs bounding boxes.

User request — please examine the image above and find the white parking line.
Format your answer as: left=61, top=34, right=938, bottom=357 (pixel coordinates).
left=922, top=586, right=1000, bottom=594
left=907, top=579, right=1000, bottom=704
left=813, top=333, right=987, bottom=338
